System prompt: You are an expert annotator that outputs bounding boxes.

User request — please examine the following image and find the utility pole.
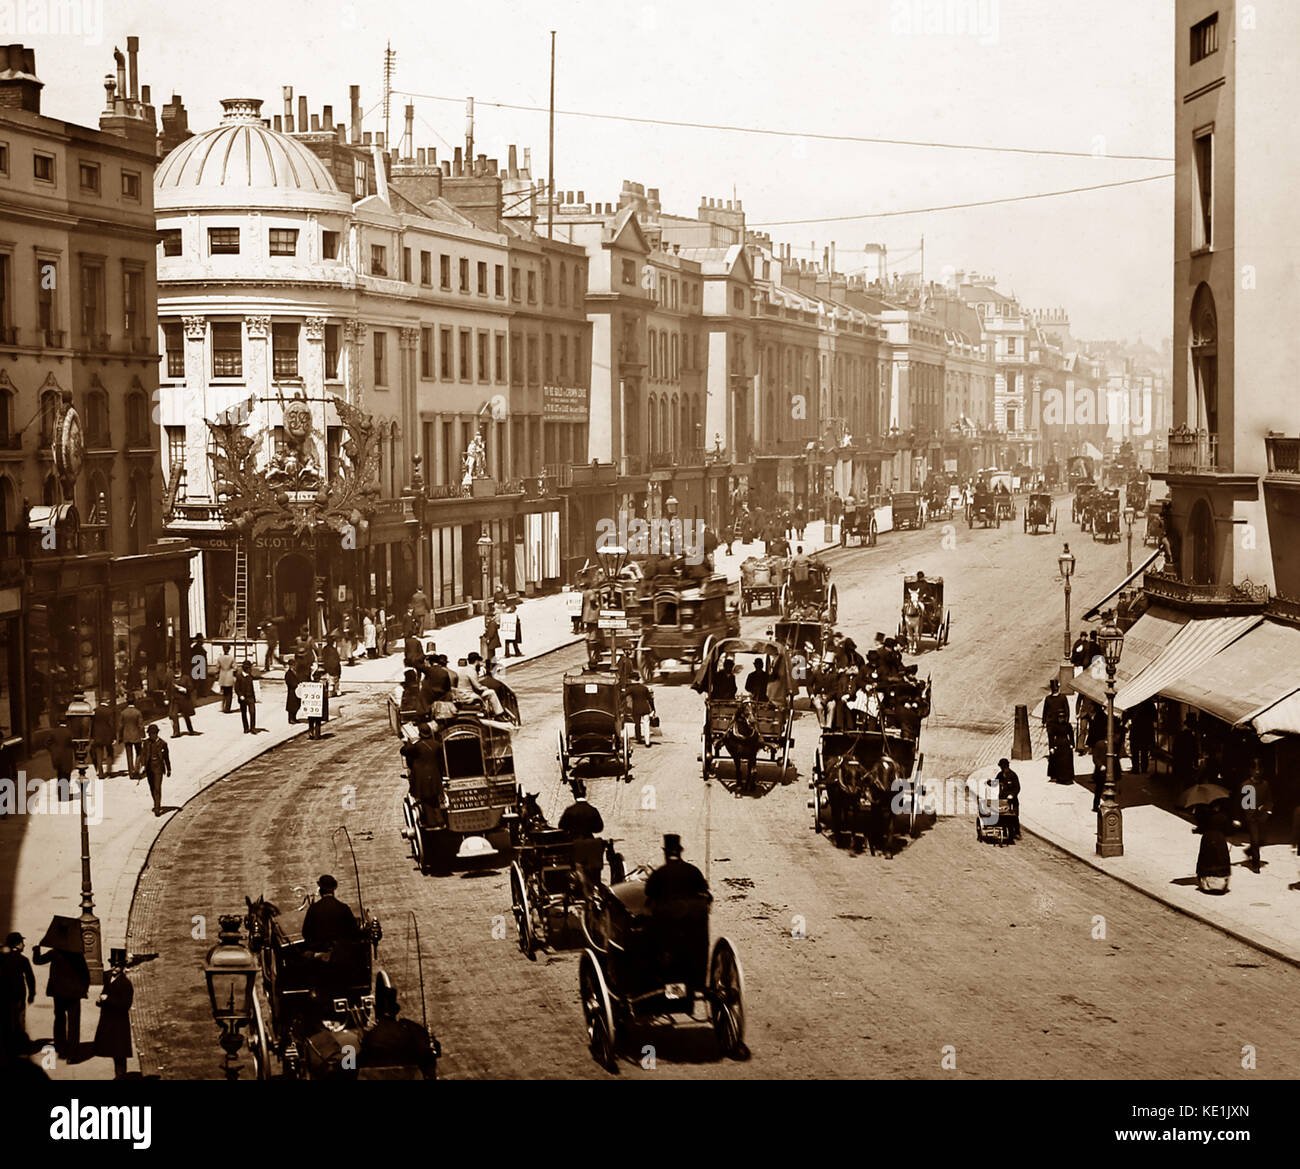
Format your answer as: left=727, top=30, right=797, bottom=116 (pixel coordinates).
left=466, top=96, right=475, bottom=161
left=547, top=30, right=556, bottom=239
left=382, top=42, right=396, bottom=150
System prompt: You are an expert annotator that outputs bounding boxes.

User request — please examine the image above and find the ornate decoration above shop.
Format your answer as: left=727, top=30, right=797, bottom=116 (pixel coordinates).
left=207, top=391, right=381, bottom=540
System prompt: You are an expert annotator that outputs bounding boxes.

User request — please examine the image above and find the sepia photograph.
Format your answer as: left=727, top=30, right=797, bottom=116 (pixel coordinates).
left=0, top=0, right=1292, bottom=1145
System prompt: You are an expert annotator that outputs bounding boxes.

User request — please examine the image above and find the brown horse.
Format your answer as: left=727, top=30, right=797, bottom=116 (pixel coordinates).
left=723, top=702, right=762, bottom=792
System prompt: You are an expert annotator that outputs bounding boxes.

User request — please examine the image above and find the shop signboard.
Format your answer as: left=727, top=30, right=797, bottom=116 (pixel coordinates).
left=543, top=385, right=589, bottom=422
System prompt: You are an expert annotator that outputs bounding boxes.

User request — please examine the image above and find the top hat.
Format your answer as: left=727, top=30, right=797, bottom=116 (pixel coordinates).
left=663, top=833, right=683, bottom=856
left=109, top=947, right=128, bottom=968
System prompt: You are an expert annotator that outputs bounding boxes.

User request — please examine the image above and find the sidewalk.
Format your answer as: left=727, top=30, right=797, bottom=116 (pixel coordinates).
left=972, top=706, right=1300, bottom=967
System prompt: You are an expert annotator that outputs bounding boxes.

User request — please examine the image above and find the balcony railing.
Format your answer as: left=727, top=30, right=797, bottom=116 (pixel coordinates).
left=41, top=329, right=66, bottom=349
left=1143, top=568, right=1268, bottom=609
left=1265, top=434, right=1300, bottom=475
left=169, top=501, right=227, bottom=524
left=544, top=462, right=574, bottom=489
left=1268, top=594, right=1300, bottom=624
left=1167, top=426, right=1219, bottom=472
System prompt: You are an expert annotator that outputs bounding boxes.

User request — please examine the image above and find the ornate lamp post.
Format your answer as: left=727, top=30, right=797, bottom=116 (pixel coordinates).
left=1058, top=543, right=1076, bottom=686
left=1096, top=615, right=1125, bottom=857
left=477, top=525, right=493, bottom=607
left=1123, top=504, right=1136, bottom=575
left=64, top=692, right=102, bottom=982
left=595, top=543, right=629, bottom=668
left=204, top=914, right=258, bottom=1079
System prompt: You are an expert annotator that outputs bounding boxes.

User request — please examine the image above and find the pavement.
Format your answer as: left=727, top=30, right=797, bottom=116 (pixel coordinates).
left=1, top=521, right=840, bottom=1079
left=968, top=696, right=1300, bottom=968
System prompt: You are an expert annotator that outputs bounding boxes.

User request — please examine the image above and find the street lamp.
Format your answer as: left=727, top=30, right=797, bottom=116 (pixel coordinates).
left=1123, top=504, right=1136, bottom=575
left=477, top=524, right=493, bottom=608
left=1096, top=615, right=1125, bottom=858
left=1058, top=544, right=1076, bottom=685
left=204, top=914, right=258, bottom=1080
left=64, top=692, right=103, bottom=983
left=595, top=542, right=629, bottom=669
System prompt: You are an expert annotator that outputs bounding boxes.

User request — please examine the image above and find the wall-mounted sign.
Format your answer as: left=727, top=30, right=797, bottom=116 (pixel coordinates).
left=543, top=385, right=589, bottom=422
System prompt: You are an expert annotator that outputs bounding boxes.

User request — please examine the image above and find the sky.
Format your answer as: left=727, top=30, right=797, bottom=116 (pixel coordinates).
left=18, top=0, right=1175, bottom=345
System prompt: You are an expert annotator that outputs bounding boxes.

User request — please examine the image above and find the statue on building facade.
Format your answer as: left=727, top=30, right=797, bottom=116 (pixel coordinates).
left=265, top=397, right=323, bottom=491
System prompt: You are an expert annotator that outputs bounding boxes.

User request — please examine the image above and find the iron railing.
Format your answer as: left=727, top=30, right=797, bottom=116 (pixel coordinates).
left=1265, top=434, right=1300, bottom=475
left=1167, top=426, right=1219, bottom=472
left=1143, top=568, right=1267, bottom=607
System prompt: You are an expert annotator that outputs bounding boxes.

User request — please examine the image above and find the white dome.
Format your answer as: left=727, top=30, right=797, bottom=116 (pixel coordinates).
left=155, top=98, right=350, bottom=212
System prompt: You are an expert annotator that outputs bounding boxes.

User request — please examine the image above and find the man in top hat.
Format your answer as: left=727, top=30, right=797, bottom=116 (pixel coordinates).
left=139, top=724, right=171, bottom=816
left=0, top=932, right=35, bottom=1060
left=32, top=934, right=90, bottom=1060
left=711, top=657, right=738, bottom=701
left=360, top=973, right=436, bottom=1075
left=235, top=660, right=258, bottom=733
left=645, top=835, right=712, bottom=983
left=559, top=781, right=606, bottom=888
left=400, top=722, right=443, bottom=807
left=93, top=948, right=134, bottom=1078
left=301, top=875, right=359, bottom=957
left=168, top=671, right=197, bottom=737
left=1042, top=677, right=1071, bottom=750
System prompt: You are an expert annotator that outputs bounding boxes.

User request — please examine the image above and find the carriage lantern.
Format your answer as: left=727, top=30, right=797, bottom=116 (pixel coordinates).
left=205, top=914, right=257, bottom=1077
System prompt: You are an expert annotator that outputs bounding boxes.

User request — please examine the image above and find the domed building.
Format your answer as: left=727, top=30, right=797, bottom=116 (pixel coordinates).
left=155, top=96, right=570, bottom=645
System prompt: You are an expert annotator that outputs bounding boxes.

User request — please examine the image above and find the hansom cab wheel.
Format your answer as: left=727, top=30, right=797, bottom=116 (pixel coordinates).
left=709, top=937, right=748, bottom=1060
left=869, top=519, right=878, bottom=546
left=248, top=989, right=271, bottom=1080
left=579, top=949, right=618, bottom=1072
left=827, top=582, right=839, bottom=624
left=557, top=728, right=570, bottom=782
left=511, top=861, right=536, bottom=958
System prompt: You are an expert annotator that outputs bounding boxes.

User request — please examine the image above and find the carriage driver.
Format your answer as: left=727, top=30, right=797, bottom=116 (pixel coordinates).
left=301, top=875, right=360, bottom=958
left=645, top=834, right=712, bottom=984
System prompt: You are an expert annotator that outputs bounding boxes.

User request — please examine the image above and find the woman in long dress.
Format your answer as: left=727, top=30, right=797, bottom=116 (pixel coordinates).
left=1195, top=800, right=1236, bottom=894
left=1046, top=721, right=1075, bottom=784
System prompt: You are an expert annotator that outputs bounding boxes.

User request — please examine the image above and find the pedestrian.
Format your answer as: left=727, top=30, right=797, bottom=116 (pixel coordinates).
left=408, top=587, right=430, bottom=635
left=117, top=696, right=144, bottom=779
left=45, top=719, right=76, bottom=802
left=189, top=633, right=211, bottom=697
left=1087, top=702, right=1110, bottom=811
left=1195, top=799, right=1236, bottom=894
left=624, top=677, right=656, bottom=745
left=139, top=724, right=171, bottom=816
left=90, top=700, right=116, bottom=780
left=404, top=630, right=424, bottom=669
left=995, top=757, right=1022, bottom=839
left=501, top=603, right=523, bottom=658
left=307, top=669, right=330, bottom=739
left=1239, top=764, right=1273, bottom=873
left=321, top=638, right=341, bottom=698
left=1126, top=699, right=1155, bottom=775
left=284, top=662, right=301, bottom=724
left=216, top=643, right=237, bottom=713
left=235, top=661, right=258, bottom=734
left=481, top=604, right=501, bottom=667
left=168, top=672, right=196, bottom=737
left=0, top=932, right=35, bottom=1060
left=93, top=949, right=133, bottom=1078
left=32, top=939, right=89, bottom=1060
left=363, top=612, right=377, bottom=660
left=1172, top=715, right=1198, bottom=792
left=261, top=618, right=280, bottom=672
left=1042, top=679, right=1074, bottom=785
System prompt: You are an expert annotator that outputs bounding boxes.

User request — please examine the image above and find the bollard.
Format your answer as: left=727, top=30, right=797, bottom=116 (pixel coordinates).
left=1011, top=703, right=1032, bottom=761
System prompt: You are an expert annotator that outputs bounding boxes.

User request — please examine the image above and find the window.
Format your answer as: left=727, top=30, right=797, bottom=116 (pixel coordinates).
left=420, top=250, right=432, bottom=286
left=272, top=323, right=299, bottom=377
left=1006, top=407, right=1017, bottom=432
left=573, top=266, right=583, bottom=305
left=403, top=247, right=412, bottom=282
left=544, top=333, right=553, bottom=382
left=459, top=329, right=471, bottom=380
left=269, top=228, right=298, bottom=256
left=353, top=158, right=367, bottom=199
left=440, top=254, right=451, bottom=289
left=477, top=331, right=489, bottom=382
left=33, top=152, right=53, bottom=183
left=526, top=270, right=537, bottom=303
left=322, top=230, right=340, bottom=260
left=439, top=327, right=452, bottom=379
left=510, top=332, right=522, bottom=384
left=420, top=327, right=433, bottom=379
left=1193, top=130, right=1214, bottom=249
left=527, top=336, right=539, bottom=384
left=733, top=286, right=744, bottom=311
left=161, top=229, right=182, bottom=257
left=559, top=262, right=568, bottom=306
left=122, top=266, right=143, bottom=339
left=324, top=324, right=340, bottom=379
left=79, top=261, right=104, bottom=340
left=1006, top=337, right=1016, bottom=355
left=0, top=143, right=7, bottom=175
left=622, top=259, right=636, bottom=285
left=37, top=261, right=56, bottom=334
left=1190, top=12, right=1219, bottom=63
left=560, top=335, right=569, bottom=380
left=495, top=264, right=505, bottom=297
left=208, top=227, right=239, bottom=255
left=212, top=322, right=242, bottom=377
left=165, top=426, right=186, bottom=475
left=459, top=257, right=469, bottom=292
left=370, top=244, right=388, bottom=276
left=373, top=331, right=388, bottom=386
left=79, top=161, right=100, bottom=193
left=510, top=267, right=520, bottom=301
left=162, top=321, right=184, bottom=377
left=126, top=392, right=150, bottom=445
left=0, top=253, right=11, bottom=335
left=85, top=391, right=110, bottom=447
left=121, top=170, right=140, bottom=200
left=495, top=333, right=506, bottom=383
left=543, top=261, right=552, bottom=305
left=477, top=261, right=487, bottom=295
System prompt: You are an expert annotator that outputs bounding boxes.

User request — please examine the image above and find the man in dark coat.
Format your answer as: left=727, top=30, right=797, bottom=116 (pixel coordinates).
left=90, top=702, right=115, bottom=779
left=93, top=949, right=133, bottom=1078
left=404, top=633, right=425, bottom=669
left=301, top=875, right=359, bottom=955
left=400, top=724, right=443, bottom=807
left=168, top=673, right=196, bottom=737
left=138, top=724, right=172, bottom=816
left=1042, top=678, right=1071, bottom=739
left=1126, top=699, right=1155, bottom=775
left=994, top=758, right=1022, bottom=839
left=45, top=720, right=76, bottom=801
left=744, top=658, right=770, bottom=700
left=235, top=661, right=258, bottom=733
left=422, top=656, right=452, bottom=704
left=624, top=678, right=655, bottom=745
left=644, top=835, right=711, bottom=984
left=285, top=663, right=301, bottom=724
left=1173, top=716, right=1199, bottom=790
left=117, top=697, right=144, bottom=779
left=1070, top=631, right=1092, bottom=669
left=710, top=658, right=738, bottom=700
left=0, top=932, right=35, bottom=1059
left=360, top=977, right=435, bottom=1075
left=559, top=784, right=605, bottom=839
left=321, top=640, right=342, bottom=697
left=32, top=941, right=90, bottom=1059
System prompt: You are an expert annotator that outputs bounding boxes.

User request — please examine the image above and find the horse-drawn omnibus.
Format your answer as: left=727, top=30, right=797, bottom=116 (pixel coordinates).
left=694, top=636, right=795, bottom=790
left=636, top=573, right=736, bottom=681
left=558, top=669, right=633, bottom=786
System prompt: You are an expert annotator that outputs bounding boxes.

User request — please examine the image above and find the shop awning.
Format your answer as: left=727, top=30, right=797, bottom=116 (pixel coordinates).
left=1082, top=549, right=1162, bottom=620
left=1070, top=607, right=1261, bottom=713
left=1161, top=620, right=1300, bottom=739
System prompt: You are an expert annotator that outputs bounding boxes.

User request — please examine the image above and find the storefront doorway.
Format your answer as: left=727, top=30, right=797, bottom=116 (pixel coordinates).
left=275, top=553, right=314, bottom=644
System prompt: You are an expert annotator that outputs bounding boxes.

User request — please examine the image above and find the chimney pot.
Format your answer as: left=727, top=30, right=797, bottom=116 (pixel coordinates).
left=141, top=83, right=150, bottom=104
left=736, top=198, right=742, bottom=210
left=310, top=113, right=319, bottom=131
left=364, top=130, right=372, bottom=145
left=323, top=103, right=333, bottom=126
left=274, top=115, right=283, bottom=131
left=298, top=94, right=307, bottom=130
left=349, top=84, right=361, bottom=144
left=578, top=189, right=584, bottom=202
left=127, top=35, right=138, bottom=101
left=507, top=144, right=518, bottom=177
left=336, top=123, right=346, bottom=143
left=417, top=147, right=425, bottom=165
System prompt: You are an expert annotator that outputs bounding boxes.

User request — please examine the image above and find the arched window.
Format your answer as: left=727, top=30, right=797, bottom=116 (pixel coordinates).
left=0, top=386, right=12, bottom=444
left=126, top=390, right=150, bottom=445
left=671, top=395, right=680, bottom=452
left=573, top=265, right=583, bottom=307
left=87, top=470, right=110, bottom=524
left=648, top=330, right=657, bottom=379
left=85, top=388, right=110, bottom=447
left=558, top=263, right=568, bottom=306
left=1190, top=283, right=1218, bottom=434
left=647, top=394, right=657, bottom=452
left=1189, top=497, right=1214, bottom=585
left=671, top=334, right=679, bottom=381
left=40, top=389, right=60, bottom=445
left=659, top=333, right=668, bottom=382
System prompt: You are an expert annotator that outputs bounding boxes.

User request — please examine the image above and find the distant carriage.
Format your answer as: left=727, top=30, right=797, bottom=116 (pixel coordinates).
left=558, top=669, right=633, bottom=786
left=897, top=575, right=950, bottom=654
left=967, top=490, right=1000, bottom=529
left=892, top=491, right=927, bottom=531
left=739, top=555, right=787, bottom=614
left=1072, top=483, right=1098, bottom=528
left=1023, top=491, right=1057, bottom=535
left=1144, top=499, right=1169, bottom=548
left=771, top=617, right=835, bottom=700
left=695, top=636, right=796, bottom=788
left=779, top=556, right=838, bottom=623
left=1092, top=489, right=1121, bottom=543
left=809, top=726, right=922, bottom=856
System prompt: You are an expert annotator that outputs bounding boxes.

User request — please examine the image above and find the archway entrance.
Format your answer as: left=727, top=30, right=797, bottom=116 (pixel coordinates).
left=275, top=553, right=314, bottom=644
left=1189, top=498, right=1214, bottom=584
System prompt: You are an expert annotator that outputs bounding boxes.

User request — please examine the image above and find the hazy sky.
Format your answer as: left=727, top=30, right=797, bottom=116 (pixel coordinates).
left=28, top=0, right=1174, bottom=343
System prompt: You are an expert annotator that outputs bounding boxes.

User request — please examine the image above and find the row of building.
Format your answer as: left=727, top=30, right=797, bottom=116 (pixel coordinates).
left=0, top=37, right=1168, bottom=759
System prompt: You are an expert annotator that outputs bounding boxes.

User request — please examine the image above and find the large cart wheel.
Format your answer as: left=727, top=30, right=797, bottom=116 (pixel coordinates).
left=869, top=520, right=878, bottom=547
left=248, top=990, right=271, bottom=1080
left=638, top=651, right=655, bottom=683
left=510, top=861, right=536, bottom=959
left=709, top=937, right=748, bottom=1060
left=579, top=950, right=618, bottom=1073
left=779, top=581, right=789, bottom=617
left=780, top=717, right=792, bottom=778
left=827, top=582, right=838, bottom=624
left=701, top=726, right=713, bottom=780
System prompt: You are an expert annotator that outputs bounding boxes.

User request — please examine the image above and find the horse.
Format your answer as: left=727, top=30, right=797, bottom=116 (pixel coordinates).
left=860, top=750, right=905, bottom=857
left=722, top=701, right=762, bottom=793
left=513, top=790, right=551, bottom=845
left=902, top=594, right=923, bottom=656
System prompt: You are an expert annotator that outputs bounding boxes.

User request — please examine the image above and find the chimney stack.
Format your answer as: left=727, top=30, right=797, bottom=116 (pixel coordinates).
left=297, top=94, right=307, bottom=132
left=453, top=146, right=462, bottom=175
left=335, top=123, right=346, bottom=144
left=349, top=84, right=361, bottom=144
left=507, top=144, right=518, bottom=177
left=310, top=113, right=319, bottom=131
left=404, top=102, right=414, bottom=158
left=323, top=103, right=332, bottom=127
left=282, top=85, right=293, bottom=131
left=274, top=114, right=283, bottom=131
left=126, top=36, right=138, bottom=100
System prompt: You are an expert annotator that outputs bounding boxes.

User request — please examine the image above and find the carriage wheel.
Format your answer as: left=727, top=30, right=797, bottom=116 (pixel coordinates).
left=248, top=990, right=271, bottom=1080
left=780, top=722, right=792, bottom=779
left=557, top=730, right=570, bottom=785
left=709, top=937, right=748, bottom=1060
left=779, top=581, right=789, bottom=617
left=638, top=652, right=655, bottom=683
left=510, top=862, right=536, bottom=959
left=622, top=725, right=633, bottom=781
left=701, top=728, right=712, bottom=780
left=1052, top=513, right=1058, bottom=534
left=869, top=521, right=878, bottom=547
left=828, top=583, right=838, bottom=624
left=579, top=950, right=618, bottom=1073
left=994, top=511, right=1001, bottom=529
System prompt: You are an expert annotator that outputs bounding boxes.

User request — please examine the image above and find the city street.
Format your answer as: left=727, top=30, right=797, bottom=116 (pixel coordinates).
left=126, top=510, right=1300, bottom=1079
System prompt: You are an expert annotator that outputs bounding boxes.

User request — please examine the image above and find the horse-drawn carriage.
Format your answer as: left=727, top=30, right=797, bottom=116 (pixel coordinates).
left=772, top=617, right=834, bottom=700
left=779, top=556, right=838, bottom=623
left=967, top=490, right=1000, bottom=529
left=558, top=669, right=633, bottom=786
left=1023, top=491, right=1057, bottom=534
left=242, top=830, right=439, bottom=1079
left=986, top=472, right=1015, bottom=521
left=809, top=725, right=922, bottom=856
left=636, top=573, right=735, bottom=681
left=898, top=574, right=950, bottom=654
left=1125, top=474, right=1149, bottom=513
left=695, top=636, right=795, bottom=790
left=739, top=555, right=787, bottom=614
left=839, top=502, right=877, bottom=547
left=1091, top=489, right=1121, bottom=543
left=399, top=711, right=520, bottom=875
left=1144, top=498, right=1169, bottom=547
left=1072, top=483, right=1098, bottom=528
left=578, top=867, right=746, bottom=1072
left=892, top=491, right=927, bottom=531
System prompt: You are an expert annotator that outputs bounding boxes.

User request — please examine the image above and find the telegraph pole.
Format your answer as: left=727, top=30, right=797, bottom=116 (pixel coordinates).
left=382, top=42, right=396, bottom=149
left=547, top=30, right=556, bottom=239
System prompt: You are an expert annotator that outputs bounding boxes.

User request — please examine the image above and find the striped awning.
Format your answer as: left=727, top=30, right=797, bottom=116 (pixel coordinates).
left=1082, top=549, right=1162, bottom=621
left=1161, top=620, right=1300, bottom=740
left=1070, top=608, right=1261, bottom=713
left=1070, top=605, right=1188, bottom=711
